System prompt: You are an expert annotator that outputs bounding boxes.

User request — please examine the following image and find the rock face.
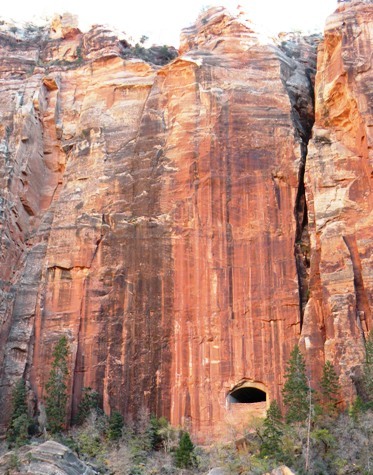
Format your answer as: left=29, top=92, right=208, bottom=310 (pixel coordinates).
left=0, top=2, right=371, bottom=442
left=301, top=0, right=373, bottom=399
left=0, top=441, right=96, bottom=474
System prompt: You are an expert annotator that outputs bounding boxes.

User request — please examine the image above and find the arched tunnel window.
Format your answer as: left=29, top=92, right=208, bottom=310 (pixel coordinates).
left=228, top=386, right=267, bottom=404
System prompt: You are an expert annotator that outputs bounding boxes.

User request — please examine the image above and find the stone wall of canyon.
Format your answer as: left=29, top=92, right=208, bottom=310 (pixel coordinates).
left=302, top=0, right=372, bottom=400
left=0, top=1, right=371, bottom=441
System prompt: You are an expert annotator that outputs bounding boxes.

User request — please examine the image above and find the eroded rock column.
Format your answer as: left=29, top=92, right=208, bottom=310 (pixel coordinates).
left=303, top=0, right=373, bottom=400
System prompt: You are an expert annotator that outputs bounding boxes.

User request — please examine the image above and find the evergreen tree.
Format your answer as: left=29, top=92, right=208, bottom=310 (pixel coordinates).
left=10, top=379, right=28, bottom=420
left=133, top=408, right=153, bottom=452
left=363, top=330, right=373, bottom=404
left=75, top=387, right=100, bottom=425
left=108, top=411, right=124, bottom=441
left=260, top=400, right=284, bottom=459
left=45, top=335, right=69, bottom=433
left=174, top=431, right=196, bottom=469
left=320, top=361, right=340, bottom=414
left=349, top=396, right=364, bottom=422
left=149, top=415, right=169, bottom=450
left=7, top=379, right=30, bottom=446
left=282, top=344, right=309, bottom=423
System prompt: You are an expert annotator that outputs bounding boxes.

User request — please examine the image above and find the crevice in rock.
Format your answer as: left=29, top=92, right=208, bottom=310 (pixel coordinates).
left=89, top=215, right=106, bottom=267
left=343, top=235, right=372, bottom=336
left=70, top=274, right=88, bottom=424
left=294, top=143, right=311, bottom=329
left=278, top=34, right=320, bottom=329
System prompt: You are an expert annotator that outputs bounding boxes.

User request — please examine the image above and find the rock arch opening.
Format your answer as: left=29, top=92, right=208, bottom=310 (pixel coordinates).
left=226, top=380, right=268, bottom=408
left=228, top=386, right=267, bottom=404
left=225, top=381, right=268, bottom=434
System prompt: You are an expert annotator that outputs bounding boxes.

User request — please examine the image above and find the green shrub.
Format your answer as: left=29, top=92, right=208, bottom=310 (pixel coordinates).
left=8, top=452, right=20, bottom=471
left=149, top=415, right=171, bottom=451
left=349, top=396, right=364, bottom=421
left=77, top=431, right=102, bottom=458
left=75, top=387, right=100, bottom=425
left=362, top=330, right=373, bottom=406
left=108, top=411, right=124, bottom=441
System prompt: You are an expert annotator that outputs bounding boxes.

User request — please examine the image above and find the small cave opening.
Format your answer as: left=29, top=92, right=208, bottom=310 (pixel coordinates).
left=228, top=386, right=267, bottom=404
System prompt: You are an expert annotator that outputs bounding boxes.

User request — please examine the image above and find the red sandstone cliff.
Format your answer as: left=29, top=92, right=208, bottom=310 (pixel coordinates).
left=301, top=0, right=373, bottom=400
left=0, top=2, right=371, bottom=442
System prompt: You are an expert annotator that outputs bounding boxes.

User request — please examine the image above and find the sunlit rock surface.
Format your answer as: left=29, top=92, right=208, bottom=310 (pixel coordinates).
left=302, top=0, right=373, bottom=400
left=0, top=1, right=371, bottom=442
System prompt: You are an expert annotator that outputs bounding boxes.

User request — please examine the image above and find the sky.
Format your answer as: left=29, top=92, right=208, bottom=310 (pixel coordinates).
left=1, top=0, right=339, bottom=46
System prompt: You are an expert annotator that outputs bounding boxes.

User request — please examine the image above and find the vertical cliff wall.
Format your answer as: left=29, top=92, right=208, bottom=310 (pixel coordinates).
left=0, top=2, right=372, bottom=442
left=301, top=0, right=373, bottom=400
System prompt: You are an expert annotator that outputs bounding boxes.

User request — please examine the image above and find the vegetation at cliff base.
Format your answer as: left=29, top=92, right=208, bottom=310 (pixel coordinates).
left=68, top=407, right=196, bottom=474
left=75, top=386, right=100, bottom=425
left=108, top=411, right=124, bottom=441
left=362, top=329, right=373, bottom=406
left=6, top=378, right=32, bottom=447
left=282, top=344, right=309, bottom=423
left=6, top=339, right=373, bottom=474
left=259, top=400, right=283, bottom=459
left=45, top=335, right=69, bottom=433
left=174, top=431, right=196, bottom=469
left=320, top=360, right=340, bottom=414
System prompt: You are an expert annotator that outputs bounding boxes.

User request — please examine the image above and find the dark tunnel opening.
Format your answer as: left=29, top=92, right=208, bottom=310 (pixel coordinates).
left=228, top=387, right=267, bottom=404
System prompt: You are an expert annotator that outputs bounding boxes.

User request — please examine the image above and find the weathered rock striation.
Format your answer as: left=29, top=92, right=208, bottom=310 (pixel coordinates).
left=0, top=440, right=97, bottom=474
left=301, top=0, right=373, bottom=399
left=0, top=1, right=371, bottom=442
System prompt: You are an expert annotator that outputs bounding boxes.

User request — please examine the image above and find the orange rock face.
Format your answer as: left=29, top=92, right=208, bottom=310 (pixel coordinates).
left=0, top=3, right=371, bottom=442
left=302, top=0, right=373, bottom=401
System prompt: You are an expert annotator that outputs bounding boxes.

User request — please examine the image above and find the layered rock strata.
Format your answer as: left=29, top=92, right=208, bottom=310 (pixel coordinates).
left=0, top=1, right=371, bottom=442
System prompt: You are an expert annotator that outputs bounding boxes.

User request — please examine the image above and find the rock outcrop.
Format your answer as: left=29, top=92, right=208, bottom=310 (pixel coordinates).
left=0, top=2, right=371, bottom=442
left=0, top=441, right=97, bottom=474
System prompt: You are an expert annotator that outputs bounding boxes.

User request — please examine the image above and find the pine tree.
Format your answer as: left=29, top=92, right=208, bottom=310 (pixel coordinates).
left=149, top=415, right=169, bottom=450
left=363, top=330, right=373, bottom=405
left=174, top=431, right=195, bottom=469
left=75, top=387, right=100, bottom=425
left=10, top=379, right=28, bottom=421
left=45, top=335, right=69, bottom=433
left=260, top=400, right=284, bottom=459
left=108, top=411, right=124, bottom=441
left=7, top=379, right=30, bottom=447
left=282, top=344, right=309, bottom=423
left=320, top=361, right=340, bottom=415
